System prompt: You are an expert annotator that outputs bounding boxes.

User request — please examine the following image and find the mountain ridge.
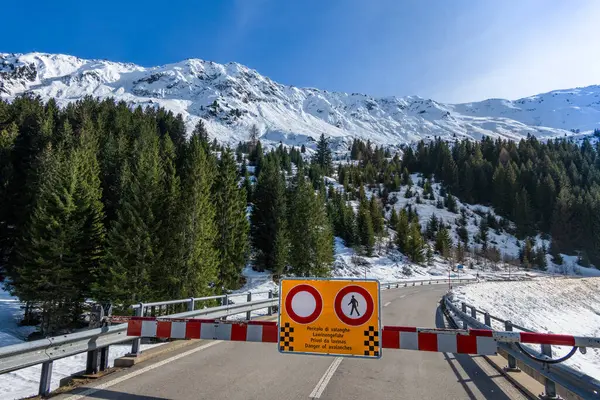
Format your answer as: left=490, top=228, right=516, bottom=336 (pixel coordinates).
left=2, top=52, right=600, bottom=148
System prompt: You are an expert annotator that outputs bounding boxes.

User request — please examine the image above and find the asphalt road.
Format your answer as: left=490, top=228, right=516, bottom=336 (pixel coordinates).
left=58, top=285, right=527, bottom=400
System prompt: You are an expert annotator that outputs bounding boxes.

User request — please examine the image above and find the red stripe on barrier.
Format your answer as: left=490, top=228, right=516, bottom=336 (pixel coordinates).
left=383, top=326, right=417, bottom=332
left=520, top=332, right=575, bottom=346
left=248, top=320, right=278, bottom=327
left=469, top=329, right=494, bottom=337
left=156, top=321, right=172, bottom=338
left=262, top=323, right=279, bottom=343
left=418, top=332, right=438, bottom=352
left=127, top=319, right=142, bottom=336
left=457, top=335, right=478, bottom=354
left=382, top=329, right=400, bottom=349
left=186, top=320, right=201, bottom=339
left=230, top=324, right=247, bottom=341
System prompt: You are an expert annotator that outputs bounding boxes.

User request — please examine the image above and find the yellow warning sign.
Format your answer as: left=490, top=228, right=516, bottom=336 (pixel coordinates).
left=278, top=278, right=381, bottom=358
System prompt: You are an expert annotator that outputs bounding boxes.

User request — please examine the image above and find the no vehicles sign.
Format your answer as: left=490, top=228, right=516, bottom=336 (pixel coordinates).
left=278, top=278, right=381, bottom=358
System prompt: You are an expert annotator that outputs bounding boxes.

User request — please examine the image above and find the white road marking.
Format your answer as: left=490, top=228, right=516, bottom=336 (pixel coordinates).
left=384, top=301, right=392, bottom=307
left=309, top=357, right=343, bottom=398
left=399, top=294, right=407, bottom=299
left=63, top=341, right=222, bottom=400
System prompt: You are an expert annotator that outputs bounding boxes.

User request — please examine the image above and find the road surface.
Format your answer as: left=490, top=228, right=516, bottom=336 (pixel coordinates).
left=58, top=285, right=527, bottom=400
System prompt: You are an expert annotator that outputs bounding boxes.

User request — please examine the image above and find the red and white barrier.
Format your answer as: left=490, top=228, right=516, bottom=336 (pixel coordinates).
left=123, top=318, right=600, bottom=355
left=381, top=326, right=497, bottom=355
left=126, top=317, right=278, bottom=343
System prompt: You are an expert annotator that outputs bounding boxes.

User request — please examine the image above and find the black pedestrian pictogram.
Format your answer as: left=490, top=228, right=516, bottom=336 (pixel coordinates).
left=363, top=326, right=380, bottom=357
left=280, top=322, right=295, bottom=352
left=348, top=295, right=360, bottom=316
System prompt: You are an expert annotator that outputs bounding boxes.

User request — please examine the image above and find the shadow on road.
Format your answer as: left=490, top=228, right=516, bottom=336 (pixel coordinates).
left=435, top=306, right=515, bottom=400
left=65, top=388, right=170, bottom=400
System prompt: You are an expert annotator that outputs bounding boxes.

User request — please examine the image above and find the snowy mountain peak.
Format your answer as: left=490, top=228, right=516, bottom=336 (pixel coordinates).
left=2, top=52, right=600, bottom=147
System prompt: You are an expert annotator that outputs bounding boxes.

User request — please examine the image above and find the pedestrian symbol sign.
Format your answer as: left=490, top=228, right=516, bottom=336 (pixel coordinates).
left=278, top=278, right=381, bottom=358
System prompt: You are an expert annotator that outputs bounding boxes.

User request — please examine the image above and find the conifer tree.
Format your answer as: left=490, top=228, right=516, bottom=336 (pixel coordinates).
left=435, top=226, right=452, bottom=258
left=406, top=221, right=425, bottom=263
left=251, top=157, right=288, bottom=275
left=389, top=209, right=399, bottom=229
left=357, top=198, right=375, bottom=256
left=312, top=134, right=333, bottom=175
left=395, top=209, right=410, bottom=254
left=214, top=149, right=250, bottom=289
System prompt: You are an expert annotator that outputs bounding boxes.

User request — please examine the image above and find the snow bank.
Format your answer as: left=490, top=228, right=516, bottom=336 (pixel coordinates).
left=452, top=278, right=600, bottom=380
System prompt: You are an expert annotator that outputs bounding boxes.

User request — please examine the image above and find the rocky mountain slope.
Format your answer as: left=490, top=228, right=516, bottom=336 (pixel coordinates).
left=2, top=52, right=599, bottom=147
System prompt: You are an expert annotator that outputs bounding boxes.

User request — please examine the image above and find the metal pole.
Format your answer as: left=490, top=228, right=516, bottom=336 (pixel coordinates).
left=470, top=308, right=477, bottom=320
left=387, top=283, right=391, bottom=289
left=188, top=297, right=195, bottom=312
left=130, top=303, right=143, bottom=356
left=541, top=344, right=558, bottom=399
left=461, top=302, right=467, bottom=314
left=39, top=361, right=53, bottom=397
left=246, top=292, right=252, bottom=320
left=86, top=349, right=100, bottom=374
left=268, top=290, right=273, bottom=316
left=504, top=321, right=520, bottom=372
left=100, top=347, right=109, bottom=372
left=484, top=312, right=491, bottom=327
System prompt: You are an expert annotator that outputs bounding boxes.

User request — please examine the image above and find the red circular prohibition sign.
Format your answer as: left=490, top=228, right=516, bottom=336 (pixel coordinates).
left=285, top=284, right=323, bottom=324
left=334, top=285, right=374, bottom=326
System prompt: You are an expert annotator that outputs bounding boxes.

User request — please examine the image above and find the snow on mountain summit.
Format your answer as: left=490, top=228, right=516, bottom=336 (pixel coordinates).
left=2, top=52, right=600, bottom=147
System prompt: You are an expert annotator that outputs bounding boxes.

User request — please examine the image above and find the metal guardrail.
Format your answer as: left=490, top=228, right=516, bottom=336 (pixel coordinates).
left=0, top=296, right=277, bottom=397
left=381, top=276, right=476, bottom=289
left=443, top=294, right=600, bottom=399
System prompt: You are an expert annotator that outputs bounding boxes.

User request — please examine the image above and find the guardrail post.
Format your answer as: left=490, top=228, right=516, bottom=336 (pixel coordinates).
left=396, top=283, right=399, bottom=288
left=100, top=346, right=109, bottom=371
left=428, top=280, right=431, bottom=284
left=470, top=308, right=477, bottom=320
left=188, top=297, right=195, bottom=312
left=504, top=321, right=520, bottom=372
left=461, top=302, right=467, bottom=313
left=246, top=292, right=252, bottom=320
left=421, top=281, right=423, bottom=285
left=39, top=360, right=53, bottom=397
left=86, top=348, right=100, bottom=374
left=484, top=312, right=491, bottom=327
left=130, top=303, right=143, bottom=356
left=412, top=282, right=415, bottom=286
left=541, top=344, right=558, bottom=399
left=268, top=290, right=273, bottom=316
left=387, top=283, right=391, bottom=289
left=222, top=294, right=229, bottom=307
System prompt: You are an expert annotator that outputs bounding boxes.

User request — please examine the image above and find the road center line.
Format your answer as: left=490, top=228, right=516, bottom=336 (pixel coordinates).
left=398, top=294, right=407, bottom=298
left=383, top=301, right=392, bottom=307
left=63, top=341, right=222, bottom=400
left=309, top=357, right=343, bottom=398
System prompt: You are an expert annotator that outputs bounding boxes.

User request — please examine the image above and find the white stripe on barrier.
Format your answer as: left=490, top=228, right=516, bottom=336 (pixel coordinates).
left=171, top=321, right=186, bottom=339
left=141, top=320, right=157, bottom=337
left=438, top=333, right=457, bottom=353
left=400, top=331, right=418, bottom=350
left=477, top=337, right=497, bottom=355
left=247, top=325, right=262, bottom=342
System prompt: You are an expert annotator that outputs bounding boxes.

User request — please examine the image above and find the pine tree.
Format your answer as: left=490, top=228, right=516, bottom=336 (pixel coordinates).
left=426, top=214, right=439, bottom=240
left=369, top=196, right=384, bottom=237
left=514, top=188, right=533, bottom=238
left=357, top=198, right=375, bottom=256
left=478, top=218, right=489, bottom=250
left=104, top=126, right=162, bottom=304
left=395, top=209, right=410, bottom=254
left=312, top=134, right=333, bottom=175
left=153, top=134, right=183, bottom=299
left=214, top=149, right=250, bottom=290
left=406, top=221, right=425, bottom=263
left=177, top=134, right=219, bottom=297
left=389, top=209, right=399, bottom=229
left=435, top=226, right=452, bottom=258
left=251, top=157, right=288, bottom=275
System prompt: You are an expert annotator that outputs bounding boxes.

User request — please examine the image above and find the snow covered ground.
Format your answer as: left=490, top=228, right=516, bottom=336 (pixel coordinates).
left=0, top=288, right=162, bottom=400
left=451, top=278, right=600, bottom=380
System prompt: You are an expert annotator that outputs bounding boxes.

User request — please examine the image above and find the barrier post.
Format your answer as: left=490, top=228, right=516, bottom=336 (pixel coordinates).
left=188, top=297, right=195, bottom=312
left=461, top=302, right=467, bottom=313
left=268, top=290, right=273, bottom=316
left=504, top=321, right=520, bottom=372
left=484, top=312, right=491, bottom=327
left=130, top=303, right=143, bottom=356
left=38, top=361, right=53, bottom=397
left=541, top=344, right=558, bottom=399
left=246, top=292, right=252, bottom=320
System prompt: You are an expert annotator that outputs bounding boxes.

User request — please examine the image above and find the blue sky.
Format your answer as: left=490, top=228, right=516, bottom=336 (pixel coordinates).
left=2, top=0, right=599, bottom=103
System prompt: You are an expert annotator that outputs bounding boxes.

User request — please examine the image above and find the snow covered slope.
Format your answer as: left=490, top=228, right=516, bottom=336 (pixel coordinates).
left=2, top=52, right=599, bottom=147
left=452, top=279, right=600, bottom=380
